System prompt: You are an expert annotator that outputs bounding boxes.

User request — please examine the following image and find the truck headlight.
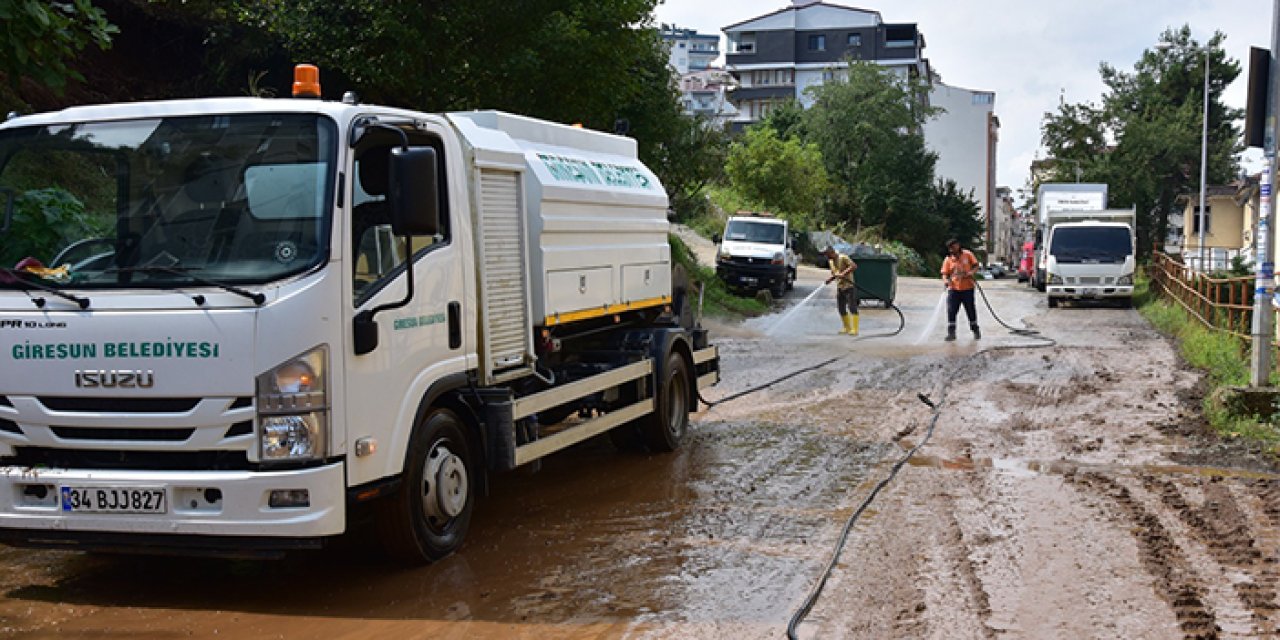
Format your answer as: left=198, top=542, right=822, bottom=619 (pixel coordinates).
left=771, top=252, right=785, bottom=265
left=717, top=251, right=730, bottom=263
left=257, top=345, right=329, bottom=462
left=1048, top=274, right=1063, bottom=285
left=1117, top=274, right=1134, bottom=285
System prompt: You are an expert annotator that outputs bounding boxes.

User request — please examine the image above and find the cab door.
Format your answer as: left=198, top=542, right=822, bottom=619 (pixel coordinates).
left=341, top=120, right=474, bottom=487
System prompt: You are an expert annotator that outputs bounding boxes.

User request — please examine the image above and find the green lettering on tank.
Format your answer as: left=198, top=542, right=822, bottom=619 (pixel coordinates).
left=537, top=153, right=655, bottom=190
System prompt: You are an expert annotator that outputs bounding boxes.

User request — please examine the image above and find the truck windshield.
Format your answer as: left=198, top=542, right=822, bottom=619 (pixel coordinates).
left=0, top=113, right=336, bottom=288
left=1050, top=226, right=1132, bottom=264
left=725, top=220, right=784, bottom=244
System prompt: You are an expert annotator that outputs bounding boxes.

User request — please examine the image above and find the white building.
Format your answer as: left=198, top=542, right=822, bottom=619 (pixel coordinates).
left=660, top=25, right=721, bottom=75
left=660, top=25, right=738, bottom=125
left=923, top=82, right=999, bottom=244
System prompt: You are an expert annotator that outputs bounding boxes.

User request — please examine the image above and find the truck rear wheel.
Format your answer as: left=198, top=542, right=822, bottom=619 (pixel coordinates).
left=640, top=352, right=690, bottom=452
left=375, top=408, right=475, bottom=564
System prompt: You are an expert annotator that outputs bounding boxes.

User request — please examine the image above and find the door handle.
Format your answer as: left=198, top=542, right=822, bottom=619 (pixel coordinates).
left=448, top=301, right=462, bottom=349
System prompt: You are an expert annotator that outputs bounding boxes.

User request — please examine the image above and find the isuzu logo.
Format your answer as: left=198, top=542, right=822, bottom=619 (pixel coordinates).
left=74, top=370, right=155, bottom=389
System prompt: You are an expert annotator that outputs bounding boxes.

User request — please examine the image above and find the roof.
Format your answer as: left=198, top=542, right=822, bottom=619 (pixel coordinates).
left=722, top=1, right=882, bottom=32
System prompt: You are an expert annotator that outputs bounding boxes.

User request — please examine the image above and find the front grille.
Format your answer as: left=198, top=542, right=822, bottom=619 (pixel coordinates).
left=38, top=397, right=202, bottom=413
left=726, top=256, right=774, bottom=266
left=0, top=418, right=20, bottom=435
left=225, top=421, right=253, bottom=438
left=50, top=426, right=194, bottom=442
left=229, top=397, right=253, bottom=410
left=2, top=446, right=253, bottom=471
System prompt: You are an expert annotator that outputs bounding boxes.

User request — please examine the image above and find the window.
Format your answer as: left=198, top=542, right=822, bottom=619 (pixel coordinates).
left=847, top=33, right=861, bottom=47
left=972, top=93, right=994, bottom=105
left=808, top=34, right=826, bottom=51
left=884, top=25, right=916, bottom=48
left=350, top=132, right=451, bottom=304
left=0, top=114, right=336, bottom=287
left=1191, top=206, right=1212, bottom=234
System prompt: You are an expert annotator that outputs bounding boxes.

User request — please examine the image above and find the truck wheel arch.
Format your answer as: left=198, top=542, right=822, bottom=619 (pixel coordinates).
left=396, top=373, right=486, bottom=488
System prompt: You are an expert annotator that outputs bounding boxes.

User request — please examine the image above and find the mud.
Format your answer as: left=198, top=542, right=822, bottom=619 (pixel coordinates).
left=4, top=270, right=1280, bottom=638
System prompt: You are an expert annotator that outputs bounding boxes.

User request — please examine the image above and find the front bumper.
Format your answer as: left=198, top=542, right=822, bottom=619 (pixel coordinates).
left=0, top=461, right=345, bottom=543
left=1047, top=285, right=1134, bottom=299
left=716, top=263, right=787, bottom=290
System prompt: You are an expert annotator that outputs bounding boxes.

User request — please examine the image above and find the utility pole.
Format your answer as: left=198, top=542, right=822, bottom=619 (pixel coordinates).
left=1250, top=0, right=1279, bottom=387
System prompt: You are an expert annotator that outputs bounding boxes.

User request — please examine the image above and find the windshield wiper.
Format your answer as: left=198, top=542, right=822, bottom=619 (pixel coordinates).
left=107, top=266, right=266, bottom=306
left=0, top=267, right=91, bottom=309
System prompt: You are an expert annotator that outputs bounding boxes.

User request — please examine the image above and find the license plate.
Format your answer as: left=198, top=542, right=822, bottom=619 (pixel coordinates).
left=1082, top=288, right=1099, bottom=297
left=743, top=277, right=758, bottom=285
left=60, top=486, right=166, bottom=514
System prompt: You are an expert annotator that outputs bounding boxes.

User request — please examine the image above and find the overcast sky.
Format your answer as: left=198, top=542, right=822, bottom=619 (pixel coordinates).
left=653, top=0, right=1275, bottom=198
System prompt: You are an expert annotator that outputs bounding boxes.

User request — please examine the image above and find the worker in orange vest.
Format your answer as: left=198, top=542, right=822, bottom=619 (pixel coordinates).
left=941, top=238, right=981, bottom=341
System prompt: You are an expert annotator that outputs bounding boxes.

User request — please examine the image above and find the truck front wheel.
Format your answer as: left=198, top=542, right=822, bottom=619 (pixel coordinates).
left=640, top=352, right=691, bottom=452
left=375, top=408, right=475, bottom=564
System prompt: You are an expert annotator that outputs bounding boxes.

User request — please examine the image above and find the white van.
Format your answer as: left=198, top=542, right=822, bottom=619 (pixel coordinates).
left=713, top=215, right=798, bottom=297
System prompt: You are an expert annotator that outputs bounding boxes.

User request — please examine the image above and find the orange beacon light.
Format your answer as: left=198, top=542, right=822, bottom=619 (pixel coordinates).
left=292, top=64, right=321, bottom=99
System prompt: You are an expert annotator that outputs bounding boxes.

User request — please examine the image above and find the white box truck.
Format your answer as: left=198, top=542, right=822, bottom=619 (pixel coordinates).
left=1032, top=183, right=1108, bottom=291
left=0, top=67, right=718, bottom=562
left=1043, top=208, right=1138, bottom=308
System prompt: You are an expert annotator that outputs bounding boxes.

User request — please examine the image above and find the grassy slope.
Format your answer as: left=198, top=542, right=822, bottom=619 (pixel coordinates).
left=1136, top=276, right=1280, bottom=444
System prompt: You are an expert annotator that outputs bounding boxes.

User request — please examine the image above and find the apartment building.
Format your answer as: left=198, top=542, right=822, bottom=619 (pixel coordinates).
left=660, top=25, right=721, bottom=74
left=722, top=0, right=929, bottom=124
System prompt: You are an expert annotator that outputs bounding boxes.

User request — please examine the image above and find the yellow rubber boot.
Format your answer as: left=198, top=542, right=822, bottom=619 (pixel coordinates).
left=838, top=314, right=852, bottom=334
left=850, top=314, right=860, bottom=336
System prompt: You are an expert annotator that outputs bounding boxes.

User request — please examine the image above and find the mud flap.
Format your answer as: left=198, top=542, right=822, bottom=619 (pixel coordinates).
left=480, top=394, right=517, bottom=473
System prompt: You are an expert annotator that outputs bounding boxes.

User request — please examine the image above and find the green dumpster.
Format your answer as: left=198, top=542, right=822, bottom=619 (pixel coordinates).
left=853, top=254, right=898, bottom=306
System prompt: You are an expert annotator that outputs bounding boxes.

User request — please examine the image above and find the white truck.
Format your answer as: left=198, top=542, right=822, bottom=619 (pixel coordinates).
left=0, top=67, right=718, bottom=562
left=1032, top=183, right=1108, bottom=292
left=712, top=214, right=798, bottom=298
left=1043, top=208, right=1138, bottom=308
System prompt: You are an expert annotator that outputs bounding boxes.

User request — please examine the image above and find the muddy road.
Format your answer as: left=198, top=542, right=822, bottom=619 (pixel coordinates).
left=2, top=270, right=1278, bottom=639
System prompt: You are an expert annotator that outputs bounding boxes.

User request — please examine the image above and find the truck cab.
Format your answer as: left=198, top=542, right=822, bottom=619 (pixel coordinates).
left=1044, top=215, right=1136, bottom=307
left=712, top=215, right=797, bottom=298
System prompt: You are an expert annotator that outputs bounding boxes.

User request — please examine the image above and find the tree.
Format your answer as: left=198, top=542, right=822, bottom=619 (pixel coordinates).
left=1041, top=25, right=1242, bottom=256
left=803, top=61, right=940, bottom=253
left=653, top=115, right=729, bottom=221
left=724, top=126, right=829, bottom=224
left=0, top=0, right=117, bottom=93
left=234, top=0, right=692, bottom=204
left=932, top=179, right=985, bottom=253
left=759, top=99, right=806, bottom=140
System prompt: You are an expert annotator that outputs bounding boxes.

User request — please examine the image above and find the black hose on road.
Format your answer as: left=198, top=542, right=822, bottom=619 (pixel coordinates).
left=785, top=391, right=947, bottom=639
left=784, top=280, right=1061, bottom=638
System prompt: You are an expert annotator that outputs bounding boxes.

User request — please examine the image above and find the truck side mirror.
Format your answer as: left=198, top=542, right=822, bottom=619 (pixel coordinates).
left=388, top=146, right=440, bottom=237
left=712, top=233, right=721, bottom=244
